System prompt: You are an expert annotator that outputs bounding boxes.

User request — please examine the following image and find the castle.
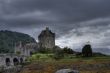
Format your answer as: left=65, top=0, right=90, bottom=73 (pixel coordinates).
left=15, top=27, right=55, bottom=56
left=14, top=42, right=38, bottom=56
left=38, top=27, right=55, bottom=49
left=0, top=27, right=56, bottom=67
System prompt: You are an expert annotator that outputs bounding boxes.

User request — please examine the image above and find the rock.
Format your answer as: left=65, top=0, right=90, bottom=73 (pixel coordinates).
left=55, top=69, right=79, bottom=73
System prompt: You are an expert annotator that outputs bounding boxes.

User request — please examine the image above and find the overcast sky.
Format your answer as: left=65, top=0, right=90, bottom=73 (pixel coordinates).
left=0, top=0, right=110, bottom=49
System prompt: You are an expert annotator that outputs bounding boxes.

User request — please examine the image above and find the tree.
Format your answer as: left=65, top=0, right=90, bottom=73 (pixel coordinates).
left=63, top=47, right=74, bottom=54
left=82, top=44, right=92, bottom=57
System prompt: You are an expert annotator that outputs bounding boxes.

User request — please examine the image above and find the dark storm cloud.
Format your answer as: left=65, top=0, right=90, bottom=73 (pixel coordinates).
left=1, top=0, right=110, bottom=27
left=1, top=0, right=110, bottom=50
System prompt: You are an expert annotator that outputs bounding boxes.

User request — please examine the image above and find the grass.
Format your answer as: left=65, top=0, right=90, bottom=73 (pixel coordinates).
left=21, top=53, right=110, bottom=73
left=27, top=53, right=110, bottom=62
left=27, top=53, right=54, bottom=62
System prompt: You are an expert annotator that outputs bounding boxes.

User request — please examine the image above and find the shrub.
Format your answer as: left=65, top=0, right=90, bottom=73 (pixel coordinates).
left=63, top=47, right=74, bottom=54
left=16, top=51, right=21, bottom=55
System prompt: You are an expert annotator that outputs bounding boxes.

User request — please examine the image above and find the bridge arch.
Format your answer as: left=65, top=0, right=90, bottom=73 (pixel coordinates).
left=20, top=58, right=23, bottom=64
left=13, top=58, right=19, bottom=66
left=0, top=54, right=26, bottom=67
left=5, top=58, right=11, bottom=66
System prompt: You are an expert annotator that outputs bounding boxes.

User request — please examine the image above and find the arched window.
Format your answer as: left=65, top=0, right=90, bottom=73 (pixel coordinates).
left=6, top=58, right=11, bottom=66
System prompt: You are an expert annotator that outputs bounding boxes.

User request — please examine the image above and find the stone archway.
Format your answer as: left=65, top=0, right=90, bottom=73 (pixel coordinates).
left=20, top=58, right=23, bottom=64
left=13, top=58, right=19, bottom=66
left=5, top=58, right=11, bottom=66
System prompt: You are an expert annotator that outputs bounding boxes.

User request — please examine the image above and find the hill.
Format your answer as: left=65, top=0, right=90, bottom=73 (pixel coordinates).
left=75, top=48, right=110, bottom=55
left=0, top=30, right=36, bottom=53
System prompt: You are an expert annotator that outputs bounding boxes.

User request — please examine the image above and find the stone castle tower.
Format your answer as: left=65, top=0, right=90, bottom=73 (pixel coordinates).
left=38, top=27, right=55, bottom=49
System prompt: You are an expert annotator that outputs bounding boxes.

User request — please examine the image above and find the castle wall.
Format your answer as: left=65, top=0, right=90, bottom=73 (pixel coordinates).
left=14, top=42, right=36, bottom=57
left=39, top=36, right=55, bottom=49
left=0, top=54, right=26, bottom=67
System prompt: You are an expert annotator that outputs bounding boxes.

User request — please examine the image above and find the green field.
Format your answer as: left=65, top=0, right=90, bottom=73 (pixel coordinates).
left=21, top=54, right=110, bottom=73
left=27, top=53, right=110, bottom=62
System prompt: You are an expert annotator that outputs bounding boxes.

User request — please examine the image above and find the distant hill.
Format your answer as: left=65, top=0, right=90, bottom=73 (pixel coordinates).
left=74, top=48, right=110, bottom=55
left=0, top=30, right=36, bottom=53
left=93, top=48, right=110, bottom=55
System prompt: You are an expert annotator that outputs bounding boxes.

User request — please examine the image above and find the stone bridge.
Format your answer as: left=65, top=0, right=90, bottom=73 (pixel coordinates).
left=0, top=54, right=26, bottom=67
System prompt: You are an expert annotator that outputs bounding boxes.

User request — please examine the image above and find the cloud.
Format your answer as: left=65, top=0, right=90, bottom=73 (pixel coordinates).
left=1, top=10, right=60, bottom=27
left=0, top=0, right=110, bottom=50
left=56, top=17, right=110, bottom=49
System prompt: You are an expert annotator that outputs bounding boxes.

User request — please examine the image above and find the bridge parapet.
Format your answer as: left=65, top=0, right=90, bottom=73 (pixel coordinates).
left=0, top=54, right=26, bottom=67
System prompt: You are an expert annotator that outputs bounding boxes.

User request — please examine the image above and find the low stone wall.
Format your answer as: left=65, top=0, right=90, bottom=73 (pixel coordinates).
left=0, top=65, right=23, bottom=73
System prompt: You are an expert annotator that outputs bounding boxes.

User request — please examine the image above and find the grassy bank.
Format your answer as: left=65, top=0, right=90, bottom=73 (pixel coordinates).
left=20, top=53, right=110, bottom=73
